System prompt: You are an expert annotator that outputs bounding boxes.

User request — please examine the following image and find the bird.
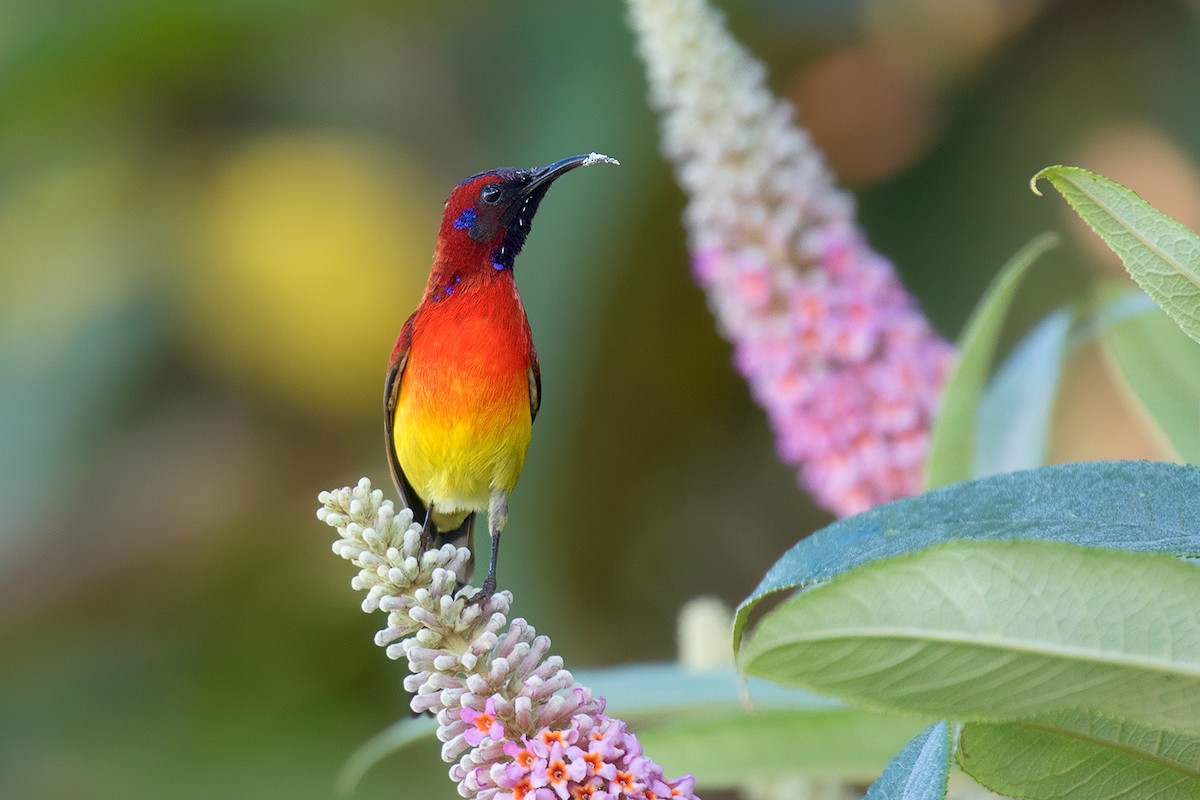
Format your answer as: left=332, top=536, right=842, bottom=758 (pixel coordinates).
left=385, top=152, right=618, bottom=601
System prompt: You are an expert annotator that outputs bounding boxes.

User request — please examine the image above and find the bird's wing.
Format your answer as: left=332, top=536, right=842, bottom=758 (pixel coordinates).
left=384, top=312, right=429, bottom=525
left=528, top=343, right=542, bottom=423
left=384, top=311, right=475, bottom=561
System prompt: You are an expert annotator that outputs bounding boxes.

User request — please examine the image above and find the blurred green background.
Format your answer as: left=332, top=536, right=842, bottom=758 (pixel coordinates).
left=2, top=0, right=1198, bottom=797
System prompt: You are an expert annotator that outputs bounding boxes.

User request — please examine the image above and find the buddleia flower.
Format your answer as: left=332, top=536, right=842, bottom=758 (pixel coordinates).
left=319, top=479, right=700, bottom=800
left=626, top=0, right=955, bottom=516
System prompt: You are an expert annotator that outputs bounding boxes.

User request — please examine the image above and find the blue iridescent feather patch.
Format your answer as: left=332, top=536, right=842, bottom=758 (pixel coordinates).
left=453, top=207, right=477, bottom=230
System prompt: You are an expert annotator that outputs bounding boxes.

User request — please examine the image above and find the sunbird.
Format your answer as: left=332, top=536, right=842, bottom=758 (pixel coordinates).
left=385, top=152, right=618, bottom=600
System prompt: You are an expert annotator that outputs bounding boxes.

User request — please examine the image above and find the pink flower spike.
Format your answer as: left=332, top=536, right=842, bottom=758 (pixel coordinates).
left=585, top=725, right=623, bottom=763
left=651, top=780, right=674, bottom=800
left=610, top=769, right=645, bottom=797
left=504, top=738, right=542, bottom=783
left=669, top=775, right=698, bottom=798
left=495, top=776, right=546, bottom=800
left=532, top=742, right=587, bottom=800
left=627, top=0, right=955, bottom=517
left=541, top=727, right=579, bottom=748
left=567, top=778, right=611, bottom=800
left=530, top=726, right=578, bottom=760
left=320, top=480, right=703, bottom=799
left=461, top=696, right=505, bottom=747
left=580, top=748, right=617, bottom=782
left=504, top=750, right=540, bottom=783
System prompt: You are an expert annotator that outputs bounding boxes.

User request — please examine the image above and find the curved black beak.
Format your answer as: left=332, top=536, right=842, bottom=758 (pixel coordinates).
left=522, top=152, right=619, bottom=196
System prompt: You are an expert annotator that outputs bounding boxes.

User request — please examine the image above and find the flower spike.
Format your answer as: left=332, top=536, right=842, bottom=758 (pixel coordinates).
left=626, top=0, right=955, bottom=515
left=319, top=479, right=700, bottom=799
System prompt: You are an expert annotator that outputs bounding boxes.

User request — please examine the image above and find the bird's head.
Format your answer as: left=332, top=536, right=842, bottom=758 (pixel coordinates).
left=437, top=153, right=618, bottom=272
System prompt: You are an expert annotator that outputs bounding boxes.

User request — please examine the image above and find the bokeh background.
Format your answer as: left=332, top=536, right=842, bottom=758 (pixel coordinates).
left=3, top=0, right=1199, bottom=797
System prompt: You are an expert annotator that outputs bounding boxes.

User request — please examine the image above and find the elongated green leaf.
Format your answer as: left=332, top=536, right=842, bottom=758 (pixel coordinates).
left=575, top=663, right=842, bottom=717
left=640, top=707, right=929, bottom=786
left=576, top=664, right=924, bottom=784
left=975, top=307, right=1073, bottom=477
left=337, top=716, right=439, bottom=797
left=1097, top=287, right=1200, bottom=464
left=740, top=540, right=1200, bottom=735
left=734, top=461, right=1200, bottom=649
left=974, top=289, right=1161, bottom=479
left=925, top=233, right=1059, bottom=488
left=1032, top=165, right=1200, bottom=344
left=864, top=721, right=952, bottom=800
left=959, top=710, right=1200, bottom=800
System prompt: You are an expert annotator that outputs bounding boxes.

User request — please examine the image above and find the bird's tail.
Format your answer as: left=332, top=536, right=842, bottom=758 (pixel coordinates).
left=439, top=513, right=476, bottom=585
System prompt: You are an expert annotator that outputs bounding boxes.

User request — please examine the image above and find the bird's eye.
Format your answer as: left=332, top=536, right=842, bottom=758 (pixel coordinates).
left=480, top=185, right=503, bottom=205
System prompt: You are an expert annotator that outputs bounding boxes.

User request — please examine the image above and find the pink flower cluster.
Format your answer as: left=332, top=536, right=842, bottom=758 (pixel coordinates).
left=628, top=0, right=955, bottom=516
left=459, top=702, right=694, bottom=800
left=319, top=480, right=699, bottom=800
left=698, top=228, right=952, bottom=514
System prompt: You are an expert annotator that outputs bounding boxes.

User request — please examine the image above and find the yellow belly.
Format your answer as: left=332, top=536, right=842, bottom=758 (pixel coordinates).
left=392, top=375, right=531, bottom=528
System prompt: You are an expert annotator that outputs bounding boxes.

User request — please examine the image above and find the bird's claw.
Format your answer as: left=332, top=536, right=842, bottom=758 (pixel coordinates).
left=465, top=576, right=497, bottom=607
left=418, top=529, right=435, bottom=552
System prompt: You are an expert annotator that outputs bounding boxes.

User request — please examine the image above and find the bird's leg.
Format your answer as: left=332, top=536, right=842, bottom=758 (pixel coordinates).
left=470, top=488, right=508, bottom=604
left=419, top=503, right=435, bottom=552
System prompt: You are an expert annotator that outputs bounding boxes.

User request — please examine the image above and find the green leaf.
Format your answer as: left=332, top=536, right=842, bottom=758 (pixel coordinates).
left=582, top=664, right=927, bottom=784
left=1032, top=165, right=1200, bottom=345
left=1097, top=286, right=1200, bottom=464
left=575, top=663, right=842, bottom=717
left=639, top=706, right=929, bottom=787
left=337, top=715, right=439, bottom=798
left=959, top=710, right=1200, bottom=800
left=734, top=461, right=1200, bottom=649
left=974, top=307, right=1073, bottom=477
left=864, top=721, right=953, bottom=800
left=740, top=540, right=1200, bottom=735
left=925, top=233, right=1059, bottom=489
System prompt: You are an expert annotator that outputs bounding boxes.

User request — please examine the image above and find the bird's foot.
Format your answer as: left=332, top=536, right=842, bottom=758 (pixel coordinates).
left=466, top=575, right=497, bottom=607
left=418, top=529, right=435, bottom=552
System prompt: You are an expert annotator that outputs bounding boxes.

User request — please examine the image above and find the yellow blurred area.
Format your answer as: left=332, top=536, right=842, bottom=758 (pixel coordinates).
left=181, top=133, right=433, bottom=420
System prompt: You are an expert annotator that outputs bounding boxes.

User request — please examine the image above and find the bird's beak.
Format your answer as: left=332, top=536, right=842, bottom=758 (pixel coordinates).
left=522, top=152, right=619, bottom=196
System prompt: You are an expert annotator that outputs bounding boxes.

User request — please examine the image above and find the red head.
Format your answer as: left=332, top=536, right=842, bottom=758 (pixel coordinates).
left=432, top=154, right=618, bottom=284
